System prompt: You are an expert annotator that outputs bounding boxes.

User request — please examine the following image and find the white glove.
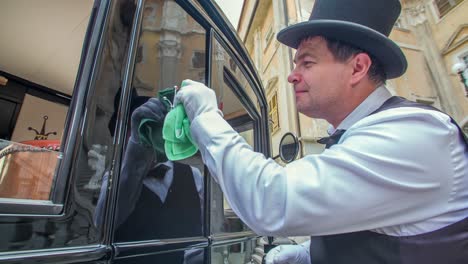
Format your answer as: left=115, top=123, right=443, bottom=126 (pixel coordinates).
left=173, top=79, right=222, bottom=121
left=85, top=144, right=107, bottom=190
left=265, top=242, right=311, bottom=264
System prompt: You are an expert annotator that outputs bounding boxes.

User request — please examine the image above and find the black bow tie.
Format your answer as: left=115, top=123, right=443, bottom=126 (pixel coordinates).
left=317, top=129, right=347, bottom=149
left=147, top=163, right=171, bottom=179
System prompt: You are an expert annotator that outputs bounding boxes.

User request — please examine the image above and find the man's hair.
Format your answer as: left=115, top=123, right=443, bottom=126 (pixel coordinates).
left=322, top=37, right=387, bottom=85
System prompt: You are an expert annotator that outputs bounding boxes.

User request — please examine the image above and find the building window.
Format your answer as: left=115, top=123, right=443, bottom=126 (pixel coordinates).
left=268, top=92, right=279, bottom=134
left=435, top=0, right=463, bottom=17
left=462, top=55, right=468, bottom=88
left=192, top=51, right=205, bottom=69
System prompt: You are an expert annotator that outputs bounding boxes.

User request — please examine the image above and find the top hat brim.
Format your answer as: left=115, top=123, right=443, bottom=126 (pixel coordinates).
left=277, top=20, right=407, bottom=79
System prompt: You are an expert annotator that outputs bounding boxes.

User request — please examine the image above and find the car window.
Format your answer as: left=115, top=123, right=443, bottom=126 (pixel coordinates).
left=0, top=0, right=128, bottom=251
left=112, top=0, right=207, bottom=242
left=209, top=33, right=261, bottom=235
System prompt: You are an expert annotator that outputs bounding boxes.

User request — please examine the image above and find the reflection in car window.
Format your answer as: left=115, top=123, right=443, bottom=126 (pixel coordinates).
left=112, top=0, right=206, bottom=244
left=211, top=240, right=257, bottom=264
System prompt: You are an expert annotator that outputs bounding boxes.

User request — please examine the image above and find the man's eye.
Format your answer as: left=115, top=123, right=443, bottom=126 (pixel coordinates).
left=303, top=61, right=314, bottom=66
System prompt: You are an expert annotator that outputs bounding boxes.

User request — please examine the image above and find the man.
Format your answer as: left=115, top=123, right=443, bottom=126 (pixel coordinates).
left=174, top=0, right=468, bottom=263
left=95, top=95, right=204, bottom=263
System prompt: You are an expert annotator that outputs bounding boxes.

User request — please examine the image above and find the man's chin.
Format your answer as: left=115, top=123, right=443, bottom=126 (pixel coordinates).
left=298, top=110, right=315, bottom=118
left=297, top=106, right=321, bottom=119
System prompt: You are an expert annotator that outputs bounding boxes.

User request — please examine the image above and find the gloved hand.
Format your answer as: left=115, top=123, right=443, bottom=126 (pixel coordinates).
left=173, top=79, right=222, bottom=122
left=264, top=243, right=311, bottom=264
left=84, top=144, right=107, bottom=190
left=130, top=97, right=167, bottom=143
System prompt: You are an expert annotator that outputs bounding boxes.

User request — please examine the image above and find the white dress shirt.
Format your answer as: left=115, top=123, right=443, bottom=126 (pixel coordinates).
left=94, top=141, right=204, bottom=228
left=190, top=86, right=468, bottom=236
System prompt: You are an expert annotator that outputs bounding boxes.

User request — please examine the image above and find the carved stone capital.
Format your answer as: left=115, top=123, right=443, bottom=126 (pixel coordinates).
left=406, top=4, right=427, bottom=26
left=158, top=39, right=181, bottom=58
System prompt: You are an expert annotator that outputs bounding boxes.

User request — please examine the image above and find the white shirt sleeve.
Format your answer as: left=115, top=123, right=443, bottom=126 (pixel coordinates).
left=190, top=108, right=467, bottom=236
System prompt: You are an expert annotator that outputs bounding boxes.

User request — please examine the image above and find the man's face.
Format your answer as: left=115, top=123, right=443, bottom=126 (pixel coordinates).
left=288, top=36, right=351, bottom=119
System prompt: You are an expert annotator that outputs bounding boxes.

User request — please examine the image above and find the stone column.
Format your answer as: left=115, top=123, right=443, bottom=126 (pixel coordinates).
left=158, top=0, right=184, bottom=89
left=158, top=37, right=181, bottom=88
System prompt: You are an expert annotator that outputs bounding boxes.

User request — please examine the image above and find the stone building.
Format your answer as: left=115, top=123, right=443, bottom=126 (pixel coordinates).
left=238, top=0, right=468, bottom=157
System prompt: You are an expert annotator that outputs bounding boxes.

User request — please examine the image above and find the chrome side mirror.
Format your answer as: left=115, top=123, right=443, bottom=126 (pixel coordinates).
left=278, top=132, right=299, bottom=163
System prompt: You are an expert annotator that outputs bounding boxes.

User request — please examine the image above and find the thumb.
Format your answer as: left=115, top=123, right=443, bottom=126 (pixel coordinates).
left=264, top=246, right=280, bottom=264
left=173, top=90, right=184, bottom=108
left=173, top=79, right=193, bottom=107
left=274, top=245, right=306, bottom=263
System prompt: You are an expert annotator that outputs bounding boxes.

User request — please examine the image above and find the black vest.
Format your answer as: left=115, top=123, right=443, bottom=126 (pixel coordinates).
left=115, top=162, right=202, bottom=263
left=311, top=96, right=468, bottom=264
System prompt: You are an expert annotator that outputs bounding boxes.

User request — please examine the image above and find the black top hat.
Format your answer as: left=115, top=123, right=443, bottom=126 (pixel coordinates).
left=277, top=0, right=407, bottom=79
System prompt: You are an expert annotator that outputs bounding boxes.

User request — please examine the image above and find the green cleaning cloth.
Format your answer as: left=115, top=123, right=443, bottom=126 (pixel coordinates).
left=162, top=104, right=198, bottom=161
left=137, top=87, right=177, bottom=161
left=138, top=118, right=166, bottom=160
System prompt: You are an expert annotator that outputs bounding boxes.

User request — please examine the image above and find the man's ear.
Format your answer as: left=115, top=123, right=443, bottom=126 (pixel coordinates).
left=349, top=53, right=372, bottom=85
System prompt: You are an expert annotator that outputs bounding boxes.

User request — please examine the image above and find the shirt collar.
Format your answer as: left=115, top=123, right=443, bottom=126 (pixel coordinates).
left=328, top=85, right=393, bottom=135
left=144, top=161, right=174, bottom=203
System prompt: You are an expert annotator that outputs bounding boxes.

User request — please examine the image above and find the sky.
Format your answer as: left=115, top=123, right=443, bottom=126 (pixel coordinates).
left=214, top=0, right=244, bottom=29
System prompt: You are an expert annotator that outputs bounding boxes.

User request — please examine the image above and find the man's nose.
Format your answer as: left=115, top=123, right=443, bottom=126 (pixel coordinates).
left=288, top=70, right=301, bottom=84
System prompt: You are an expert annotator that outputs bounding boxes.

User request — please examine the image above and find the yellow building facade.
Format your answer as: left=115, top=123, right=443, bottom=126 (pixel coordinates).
left=238, top=0, right=468, bottom=157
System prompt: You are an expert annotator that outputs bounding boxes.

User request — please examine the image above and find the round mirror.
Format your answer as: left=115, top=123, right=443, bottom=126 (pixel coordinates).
left=279, top=132, right=299, bottom=163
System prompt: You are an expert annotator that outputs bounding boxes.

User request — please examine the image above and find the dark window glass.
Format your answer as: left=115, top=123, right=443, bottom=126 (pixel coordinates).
left=192, top=51, right=206, bottom=69
left=210, top=34, right=260, bottom=235
left=77, top=0, right=137, bottom=242
left=112, top=0, right=206, bottom=243
left=435, top=0, right=463, bottom=17
left=211, top=239, right=258, bottom=263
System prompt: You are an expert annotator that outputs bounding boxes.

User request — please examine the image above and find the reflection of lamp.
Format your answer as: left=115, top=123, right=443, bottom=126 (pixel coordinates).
left=0, top=76, right=7, bottom=86
left=451, top=62, right=468, bottom=97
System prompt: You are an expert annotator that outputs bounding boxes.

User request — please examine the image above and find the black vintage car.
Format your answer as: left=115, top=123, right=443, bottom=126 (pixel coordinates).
left=0, top=0, right=292, bottom=263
